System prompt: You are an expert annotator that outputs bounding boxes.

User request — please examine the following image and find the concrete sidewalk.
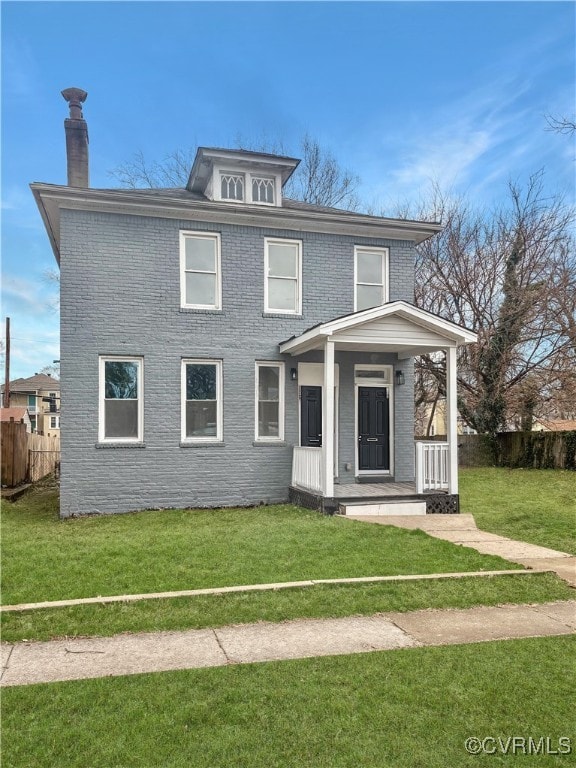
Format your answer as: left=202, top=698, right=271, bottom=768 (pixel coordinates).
left=2, top=601, right=574, bottom=687
left=346, top=514, right=576, bottom=586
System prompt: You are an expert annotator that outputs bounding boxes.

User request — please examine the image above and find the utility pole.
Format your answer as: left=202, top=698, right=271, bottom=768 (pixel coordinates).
left=4, top=317, right=10, bottom=408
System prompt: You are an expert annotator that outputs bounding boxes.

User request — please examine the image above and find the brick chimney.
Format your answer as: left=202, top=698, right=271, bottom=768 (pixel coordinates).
left=62, top=88, right=89, bottom=187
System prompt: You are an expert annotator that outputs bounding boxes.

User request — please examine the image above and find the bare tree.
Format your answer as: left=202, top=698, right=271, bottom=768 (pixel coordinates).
left=545, top=114, right=576, bottom=135
left=109, top=135, right=360, bottom=210
left=411, top=172, right=575, bottom=436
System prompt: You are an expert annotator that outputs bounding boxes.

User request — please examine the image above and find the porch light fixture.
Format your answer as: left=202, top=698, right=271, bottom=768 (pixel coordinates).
left=290, top=368, right=297, bottom=381
left=395, top=370, right=405, bottom=386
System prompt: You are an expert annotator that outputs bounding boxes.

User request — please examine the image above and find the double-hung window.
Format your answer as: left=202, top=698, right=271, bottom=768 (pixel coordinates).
left=180, top=232, right=221, bottom=310
left=181, top=360, right=223, bottom=442
left=255, top=362, right=284, bottom=441
left=264, top=238, right=302, bottom=314
left=354, top=246, right=389, bottom=311
left=99, top=357, right=143, bottom=442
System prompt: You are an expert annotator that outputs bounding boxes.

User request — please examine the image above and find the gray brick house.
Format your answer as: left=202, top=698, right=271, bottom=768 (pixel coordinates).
left=32, top=89, right=476, bottom=517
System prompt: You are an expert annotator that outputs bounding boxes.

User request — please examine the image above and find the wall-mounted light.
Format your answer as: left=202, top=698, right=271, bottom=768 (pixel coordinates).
left=290, top=368, right=298, bottom=381
left=395, top=370, right=405, bottom=386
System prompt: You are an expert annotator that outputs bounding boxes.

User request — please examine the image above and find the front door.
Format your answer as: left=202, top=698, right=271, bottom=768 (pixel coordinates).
left=358, top=386, right=390, bottom=471
left=300, top=386, right=322, bottom=447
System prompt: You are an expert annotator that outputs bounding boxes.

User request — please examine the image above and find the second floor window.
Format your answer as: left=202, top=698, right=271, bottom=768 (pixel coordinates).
left=180, top=232, right=221, bottom=310
left=264, top=238, right=302, bottom=315
left=355, top=246, right=389, bottom=311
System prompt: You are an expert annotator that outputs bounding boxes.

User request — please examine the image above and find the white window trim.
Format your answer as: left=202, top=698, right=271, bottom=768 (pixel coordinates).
left=98, top=356, right=144, bottom=444
left=264, top=237, right=303, bottom=315
left=179, top=231, right=222, bottom=310
left=181, top=359, right=223, bottom=443
left=212, top=162, right=281, bottom=206
left=254, top=362, right=285, bottom=442
left=220, top=171, right=245, bottom=201
left=354, top=246, right=389, bottom=312
left=50, top=416, right=60, bottom=429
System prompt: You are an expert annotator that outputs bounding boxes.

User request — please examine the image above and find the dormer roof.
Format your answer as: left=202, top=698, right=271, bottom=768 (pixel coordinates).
left=187, top=147, right=300, bottom=195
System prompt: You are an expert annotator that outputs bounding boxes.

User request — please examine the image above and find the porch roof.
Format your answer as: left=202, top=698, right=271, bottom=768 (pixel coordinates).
left=279, top=301, right=478, bottom=357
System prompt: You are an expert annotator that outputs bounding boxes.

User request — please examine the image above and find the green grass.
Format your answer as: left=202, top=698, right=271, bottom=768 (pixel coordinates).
left=2, top=483, right=522, bottom=606
left=460, top=468, right=576, bottom=554
left=2, top=572, right=571, bottom=643
left=2, top=636, right=574, bottom=768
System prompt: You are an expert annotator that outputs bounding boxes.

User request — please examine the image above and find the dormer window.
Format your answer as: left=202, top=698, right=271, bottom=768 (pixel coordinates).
left=221, top=173, right=244, bottom=201
left=252, top=176, right=275, bottom=205
left=188, top=148, right=299, bottom=208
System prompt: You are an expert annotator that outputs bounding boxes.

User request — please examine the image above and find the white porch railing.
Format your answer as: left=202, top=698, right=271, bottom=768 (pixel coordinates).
left=415, top=441, right=449, bottom=493
left=292, top=446, right=324, bottom=494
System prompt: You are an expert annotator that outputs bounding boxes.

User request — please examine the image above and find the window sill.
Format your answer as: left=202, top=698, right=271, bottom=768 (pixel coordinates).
left=95, top=442, right=146, bottom=449
left=179, top=308, right=225, bottom=315
left=262, top=312, right=302, bottom=319
left=252, top=441, right=287, bottom=447
left=179, top=441, right=226, bottom=448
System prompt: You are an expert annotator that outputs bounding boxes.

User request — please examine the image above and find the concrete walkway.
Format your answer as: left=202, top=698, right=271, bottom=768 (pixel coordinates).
left=2, top=601, right=574, bottom=687
left=345, top=514, right=576, bottom=586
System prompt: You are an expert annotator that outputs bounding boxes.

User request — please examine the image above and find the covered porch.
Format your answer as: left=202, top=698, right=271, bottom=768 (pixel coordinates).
left=280, top=301, right=477, bottom=513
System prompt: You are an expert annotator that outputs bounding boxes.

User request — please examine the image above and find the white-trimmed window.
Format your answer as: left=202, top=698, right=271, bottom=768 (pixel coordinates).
left=99, top=357, right=143, bottom=442
left=180, top=232, right=221, bottom=310
left=264, top=238, right=302, bottom=314
left=255, top=362, right=284, bottom=441
left=354, top=246, right=389, bottom=311
left=220, top=172, right=244, bottom=201
left=50, top=416, right=60, bottom=429
left=252, top=176, right=275, bottom=205
left=181, top=360, right=223, bottom=442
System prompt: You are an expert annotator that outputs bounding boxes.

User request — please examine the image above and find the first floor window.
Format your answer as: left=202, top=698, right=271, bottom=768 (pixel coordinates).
left=265, top=238, right=302, bottom=314
left=255, top=362, right=284, bottom=441
left=50, top=416, right=60, bottom=429
left=182, top=360, right=222, bottom=441
left=99, top=357, right=143, bottom=442
left=355, top=246, right=389, bottom=311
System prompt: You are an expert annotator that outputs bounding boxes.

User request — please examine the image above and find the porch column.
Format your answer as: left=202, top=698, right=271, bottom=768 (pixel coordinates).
left=446, top=346, right=458, bottom=494
left=323, top=337, right=335, bottom=498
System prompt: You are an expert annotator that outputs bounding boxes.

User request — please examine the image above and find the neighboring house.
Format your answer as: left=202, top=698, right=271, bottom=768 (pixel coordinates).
left=0, top=407, right=32, bottom=433
left=1, top=374, right=60, bottom=436
left=417, top=398, right=477, bottom=437
left=533, top=418, right=576, bottom=432
left=31, top=88, right=477, bottom=517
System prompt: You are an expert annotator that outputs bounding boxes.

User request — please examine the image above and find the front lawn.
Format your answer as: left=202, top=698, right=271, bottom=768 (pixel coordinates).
left=460, top=468, right=576, bottom=554
left=2, top=636, right=574, bottom=768
left=2, top=483, right=521, bottom=606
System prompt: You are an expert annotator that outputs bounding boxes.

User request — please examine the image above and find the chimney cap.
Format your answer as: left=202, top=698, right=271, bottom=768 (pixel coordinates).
left=62, top=88, right=88, bottom=119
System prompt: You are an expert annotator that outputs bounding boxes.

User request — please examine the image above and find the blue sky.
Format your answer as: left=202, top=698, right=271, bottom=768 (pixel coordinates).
left=2, top=0, right=574, bottom=379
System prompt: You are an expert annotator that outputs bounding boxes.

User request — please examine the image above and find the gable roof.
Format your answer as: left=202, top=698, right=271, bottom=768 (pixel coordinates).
left=0, top=407, right=30, bottom=423
left=534, top=418, right=576, bottom=431
left=279, top=301, right=478, bottom=356
left=1, top=374, right=60, bottom=393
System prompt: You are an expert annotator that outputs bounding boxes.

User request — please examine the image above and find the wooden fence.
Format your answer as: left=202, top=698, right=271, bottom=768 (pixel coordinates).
left=1, top=419, right=61, bottom=487
left=417, top=431, right=576, bottom=470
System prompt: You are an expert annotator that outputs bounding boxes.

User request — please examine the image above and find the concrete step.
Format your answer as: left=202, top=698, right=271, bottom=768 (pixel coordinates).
left=339, top=500, right=427, bottom=516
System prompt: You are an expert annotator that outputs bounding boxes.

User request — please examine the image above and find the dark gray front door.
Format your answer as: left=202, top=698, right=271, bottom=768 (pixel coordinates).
left=358, top=387, right=389, bottom=471
left=301, top=386, right=322, bottom=447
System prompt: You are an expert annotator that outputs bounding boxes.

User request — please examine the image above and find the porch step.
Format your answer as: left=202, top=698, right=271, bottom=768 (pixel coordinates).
left=339, top=500, right=427, bottom=516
